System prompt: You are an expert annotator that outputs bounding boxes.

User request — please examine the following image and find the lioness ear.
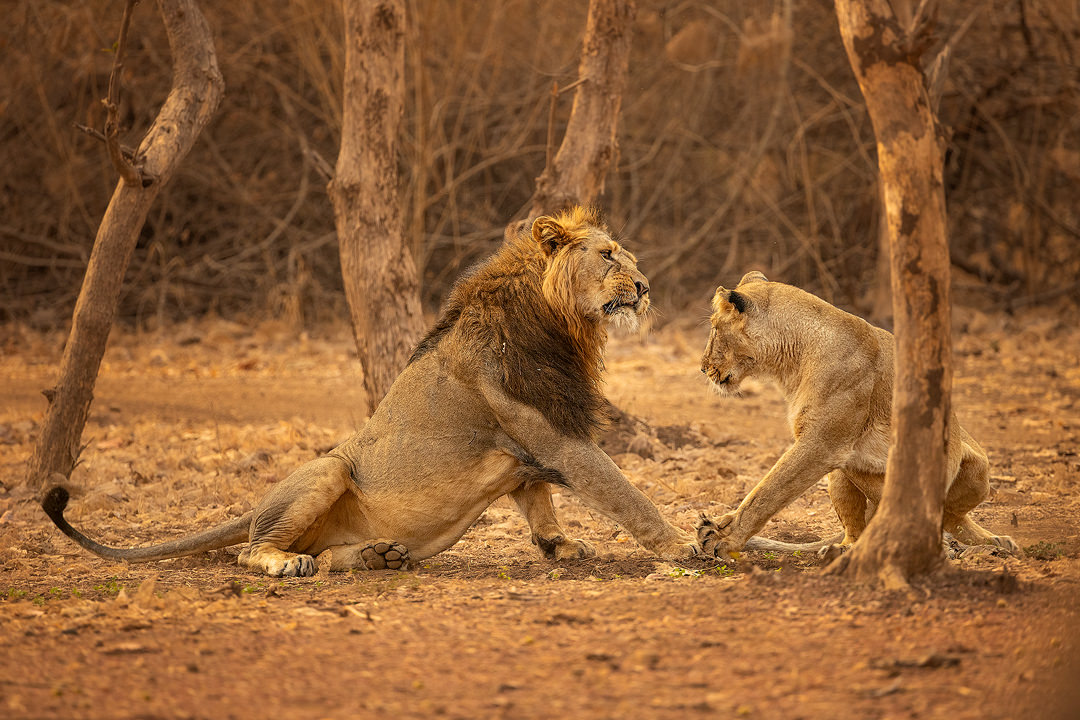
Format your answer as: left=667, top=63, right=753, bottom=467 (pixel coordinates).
left=738, top=270, right=767, bottom=286
left=727, top=290, right=749, bottom=313
left=532, top=216, right=572, bottom=257
left=712, top=286, right=750, bottom=314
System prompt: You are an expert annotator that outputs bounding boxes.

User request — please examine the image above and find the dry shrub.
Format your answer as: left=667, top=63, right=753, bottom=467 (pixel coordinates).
left=1, top=0, right=1077, bottom=328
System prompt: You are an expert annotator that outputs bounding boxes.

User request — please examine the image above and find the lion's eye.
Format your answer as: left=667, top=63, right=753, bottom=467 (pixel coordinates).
left=600, top=249, right=613, bottom=261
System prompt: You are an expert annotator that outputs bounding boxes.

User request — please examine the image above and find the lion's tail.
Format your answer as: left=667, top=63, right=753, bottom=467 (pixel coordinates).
left=743, top=531, right=845, bottom=553
left=42, top=486, right=251, bottom=563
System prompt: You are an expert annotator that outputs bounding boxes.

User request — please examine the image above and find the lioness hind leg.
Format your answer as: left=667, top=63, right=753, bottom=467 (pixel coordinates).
left=510, top=482, right=596, bottom=561
left=827, top=470, right=868, bottom=546
left=942, top=443, right=1019, bottom=554
left=239, top=456, right=355, bottom=577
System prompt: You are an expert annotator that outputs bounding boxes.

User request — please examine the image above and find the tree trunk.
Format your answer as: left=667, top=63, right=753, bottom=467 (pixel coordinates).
left=329, top=0, right=424, bottom=416
left=827, top=0, right=951, bottom=587
left=530, top=0, right=636, bottom=216
left=868, top=180, right=893, bottom=328
left=25, top=0, right=224, bottom=490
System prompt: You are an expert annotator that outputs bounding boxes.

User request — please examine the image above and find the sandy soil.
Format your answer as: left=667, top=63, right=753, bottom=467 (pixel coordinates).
left=1, top=307, right=1078, bottom=719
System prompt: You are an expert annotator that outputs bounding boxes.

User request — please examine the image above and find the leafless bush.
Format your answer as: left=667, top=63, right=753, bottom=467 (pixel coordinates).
left=1, top=0, right=1077, bottom=328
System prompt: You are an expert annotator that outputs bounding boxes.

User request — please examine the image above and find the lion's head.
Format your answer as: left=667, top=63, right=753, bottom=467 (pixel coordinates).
left=409, top=206, right=648, bottom=439
left=701, top=270, right=769, bottom=396
left=530, top=207, right=650, bottom=336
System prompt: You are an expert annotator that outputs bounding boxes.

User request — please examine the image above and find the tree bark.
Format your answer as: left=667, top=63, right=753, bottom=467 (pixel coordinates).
left=530, top=0, right=636, bottom=216
left=25, top=0, right=224, bottom=490
left=827, top=0, right=951, bottom=587
left=329, top=0, right=424, bottom=415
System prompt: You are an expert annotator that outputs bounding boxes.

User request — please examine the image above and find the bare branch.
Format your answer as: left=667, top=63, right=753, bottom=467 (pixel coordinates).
left=73, top=122, right=138, bottom=163
left=104, top=0, right=143, bottom=186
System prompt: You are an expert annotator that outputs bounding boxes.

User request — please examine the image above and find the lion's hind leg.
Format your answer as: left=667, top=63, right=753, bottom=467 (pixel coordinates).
left=239, top=456, right=356, bottom=577
left=510, top=476, right=596, bottom=561
left=316, top=540, right=410, bottom=571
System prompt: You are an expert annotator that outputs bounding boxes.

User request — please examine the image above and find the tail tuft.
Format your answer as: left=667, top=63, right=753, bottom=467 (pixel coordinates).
left=41, top=485, right=70, bottom=522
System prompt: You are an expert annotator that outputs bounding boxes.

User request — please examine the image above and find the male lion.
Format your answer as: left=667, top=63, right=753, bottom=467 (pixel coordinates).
left=695, top=271, right=1019, bottom=560
left=43, top=207, right=698, bottom=576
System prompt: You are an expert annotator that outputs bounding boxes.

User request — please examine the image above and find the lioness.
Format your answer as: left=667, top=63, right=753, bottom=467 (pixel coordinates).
left=696, top=271, right=1018, bottom=560
left=43, top=207, right=698, bottom=576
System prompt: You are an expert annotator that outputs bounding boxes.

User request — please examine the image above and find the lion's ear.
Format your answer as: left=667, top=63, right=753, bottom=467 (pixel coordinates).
left=532, top=216, right=573, bottom=257
left=738, top=270, right=767, bottom=286
left=504, top=218, right=531, bottom=243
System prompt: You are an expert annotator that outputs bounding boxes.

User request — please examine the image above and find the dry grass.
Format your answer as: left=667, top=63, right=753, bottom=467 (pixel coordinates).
left=1, top=0, right=1077, bottom=327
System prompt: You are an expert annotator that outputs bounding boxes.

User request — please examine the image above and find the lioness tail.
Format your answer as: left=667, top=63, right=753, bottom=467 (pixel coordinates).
left=42, top=486, right=251, bottom=563
left=743, top=532, right=844, bottom=553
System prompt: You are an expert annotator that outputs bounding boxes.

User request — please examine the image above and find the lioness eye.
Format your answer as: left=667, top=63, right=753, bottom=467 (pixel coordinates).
left=600, top=249, right=613, bottom=261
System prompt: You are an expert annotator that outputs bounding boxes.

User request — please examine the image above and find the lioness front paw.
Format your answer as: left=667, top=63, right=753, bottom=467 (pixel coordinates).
left=817, top=544, right=847, bottom=563
left=360, top=539, right=410, bottom=571
left=990, top=534, right=1021, bottom=556
left=696, top=512, right=737, bottom=559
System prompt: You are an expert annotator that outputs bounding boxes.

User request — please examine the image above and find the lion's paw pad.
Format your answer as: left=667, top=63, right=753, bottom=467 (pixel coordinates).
left=361, top=540, right=410, bottom=570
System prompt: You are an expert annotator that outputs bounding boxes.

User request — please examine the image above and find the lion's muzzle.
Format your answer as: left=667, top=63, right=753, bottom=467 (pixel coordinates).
left=604, top=280, right=649, bottom=317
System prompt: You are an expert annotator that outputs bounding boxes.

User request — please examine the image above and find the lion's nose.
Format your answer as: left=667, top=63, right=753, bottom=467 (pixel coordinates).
left=634, top=280, right=649, bottom=297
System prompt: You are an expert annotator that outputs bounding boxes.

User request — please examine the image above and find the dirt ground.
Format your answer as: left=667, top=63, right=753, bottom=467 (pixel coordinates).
left=1, top=307, right=1078, bottom=720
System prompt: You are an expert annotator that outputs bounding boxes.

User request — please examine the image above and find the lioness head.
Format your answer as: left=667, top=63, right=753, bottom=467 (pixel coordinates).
left=531, top=207, right=650, bottom=334
left=701, top=270, right=769, bottom=395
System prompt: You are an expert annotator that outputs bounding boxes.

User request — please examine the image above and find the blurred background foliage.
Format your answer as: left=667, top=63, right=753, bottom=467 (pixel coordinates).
left=2, top=0, right=1078, bottom=329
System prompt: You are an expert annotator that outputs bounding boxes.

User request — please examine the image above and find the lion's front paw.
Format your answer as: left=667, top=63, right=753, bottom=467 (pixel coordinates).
left=280, top=554, right=316, bottom=578
left=556, top=538, right=598, bottom=561
left=360, top=539, right=410, bottom=571
left=696, top=512, right=736, bottom=559
left=654, top=534, right=700, bottom=562
left=535, top=534, right=597, bottom=561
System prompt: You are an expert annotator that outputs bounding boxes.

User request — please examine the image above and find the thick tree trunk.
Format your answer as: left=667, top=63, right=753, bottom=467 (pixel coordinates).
left=530, top=0, right=636, bottom=216
left=827, top=0, right=951, bottom=587
left=25, top=0, right=224, bottom=490
left=329, top=0, right=424, bottom=415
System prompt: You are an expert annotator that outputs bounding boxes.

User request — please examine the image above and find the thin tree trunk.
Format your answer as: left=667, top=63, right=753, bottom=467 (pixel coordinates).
left=329, top=0, right=424, bottom=415
left=827, top=0, right=951, bottom=587
left=530, top=0, right=636, bottom=216
left=25, top=0, right=224, bottom=490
